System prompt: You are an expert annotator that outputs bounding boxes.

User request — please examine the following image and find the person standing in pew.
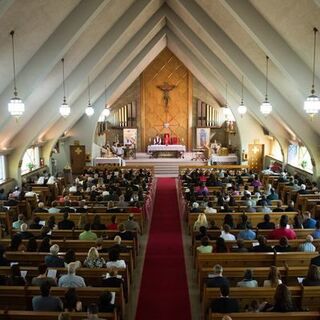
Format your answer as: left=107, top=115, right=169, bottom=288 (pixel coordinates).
left=211, top=284, right=240, bottom=313
left=206, top=264, right=230, bottom=288
left=32, top=281, right=63, bottom=311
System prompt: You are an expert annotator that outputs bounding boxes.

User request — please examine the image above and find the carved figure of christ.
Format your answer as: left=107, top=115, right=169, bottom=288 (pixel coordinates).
left=157, top=82, right=177, bottom=113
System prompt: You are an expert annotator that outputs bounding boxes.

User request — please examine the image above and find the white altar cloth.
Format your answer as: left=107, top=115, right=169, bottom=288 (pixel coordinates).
left=210, top=154, right=238, bottom=164
left=147, top=144, right=186, bottom=153
left=93, top=157, right=123, bottom=166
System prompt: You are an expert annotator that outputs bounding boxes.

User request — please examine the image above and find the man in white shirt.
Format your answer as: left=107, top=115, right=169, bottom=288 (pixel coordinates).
left=220, top=224, right=236, bottom=241
left=204, top=202, right=217, bottom=214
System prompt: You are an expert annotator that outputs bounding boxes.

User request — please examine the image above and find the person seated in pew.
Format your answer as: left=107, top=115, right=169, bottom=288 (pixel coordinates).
left=267, top=188, right=279, bottom=201
left=32, top=280, right=63, bottom=311
left=220, top=224, right=236, bottom=241
left=58, top=212, right=75, bottom=230
left=312, top=220, right=320, bottom=239
left=90, top=215, right=106, bottom=230
left=4, top=193, right=18, bottom=207
left=7, top=263, right=26, bottom=286
left=204, top=201, right=217, bottom=214
left=245, top=199, right=256, bottom=213
left=79, top=223, right=98, bottom=241
left=115, top=223, right=133, bottom=241
left=232, top=239, right=248, bottom=253
left=0, top=245, right=10, bottom=266
left=292, top=212, right=304, bottom=229
left=260, top=200, right=272, bottom=214
left=272, top=201, right=284, bottom=212
left=10, top=234, right=26, bottom=251
left=223, top=214, right=236, bottom=229
left=237, top=269, right=258, bottom=288
left=190, top=201, right=201, bottom=213
left=197, top=236, right=213, bottom=253
left=237, top=222, right=256, bottom=240
left=274, top=236, right=292, bottom=252
left=123, top=213, right=141, bottom=234
left=263, top=284, right=296, bottom=312
left=250, top=235, right=273, bottom=253
left=31, top=263, right=57, bottom=286
left=206, top=264, right=230, bottom=288
left=195, top=226, right=213, bottom=241
left=45, top=244, right=65, bottom=268
left=108, top=236, right=129, bottom=253
left=236, top=214, right=249, bottom=229
left=60, top=200, right=76, bottom=214
left=38, top=236, right=51, bottom=252
left=298, top=235, right=316, bottom=252
left=106, top=215, right=118, bottom=230
left=193, top=213, right=208, bottom=232
left=102, top=268, right=124, bottom=290
left=87, top=303, right=105, bottom=320
left=302, top=211, right=317, bottom=229
left=58, top=262, right=86, bottom=288
left=76, top=200, right=88, bottom=214
left=220, top=203, right=233, bottom=213
left=269, top=215, right=297, bottom=240
left=0, top=200, right=8, bottom=212
left=302, top=264, right=320, bottom=286
left=214, top=237, right=228, bottom=253
left=29, top=216, right=43, bottom=229
left=64, top=249, right=81, bottom=269
left=18, top=223, right=34, bottom=239
left=310, top=252, right=320, bottom=266
left=12, top=213, right=25, bottom=230
left=211, top=284, right=240, bottom=313
left=263, top=265, right=282, bottom=287
left=47, top=215, right=58, bottom=231
left=98, top=292, right=116, bottom=313
left=64, top=287, right=82, bottom=312
left=106, top=249, right=126, bottom=269
left=33, top=202, right=48, bottom=213
left=83, top=247, right=106, bottom=269
left=26, top=237, right=38, bottom=252
left=285, top=200, right=298, bottom=212
left=48, top=201, right=60, bottom=214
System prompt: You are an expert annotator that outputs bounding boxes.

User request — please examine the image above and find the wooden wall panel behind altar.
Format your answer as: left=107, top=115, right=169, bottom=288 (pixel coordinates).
left=140, top=48, right=192, bottom=151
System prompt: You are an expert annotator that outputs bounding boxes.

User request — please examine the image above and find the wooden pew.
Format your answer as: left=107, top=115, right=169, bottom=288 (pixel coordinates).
left=0, top=311, right=117, bottom=320
left=295, top=193, right=320, bottom=211
left=203, top=286, right=302, bottom=319
left=301, top=286, right=320, bottom=311
left=5, top=251, right=134, bottom=283
left=0, top=286, right=124, bottom=316
left=208, top=312, right=320, bottom=320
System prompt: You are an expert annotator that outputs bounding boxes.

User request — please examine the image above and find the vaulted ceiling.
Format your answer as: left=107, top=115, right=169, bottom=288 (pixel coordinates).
left=0, top=0, right=320, bottom=173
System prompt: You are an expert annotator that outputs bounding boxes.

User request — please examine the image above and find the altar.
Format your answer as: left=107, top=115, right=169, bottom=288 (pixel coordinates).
left=147, top=144, right=186, bottom=158
left=210, top=153, right=238, bottom=165
left=93, top=157, right=124, bottom=166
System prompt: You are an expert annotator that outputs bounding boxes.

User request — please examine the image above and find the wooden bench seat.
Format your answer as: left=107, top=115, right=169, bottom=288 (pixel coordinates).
left=0, top=310, right=117, bottom=320
left=209, top=312, right=320, bottom=320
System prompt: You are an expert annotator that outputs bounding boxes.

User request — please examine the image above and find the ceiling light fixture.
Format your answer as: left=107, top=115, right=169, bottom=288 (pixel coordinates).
left=59, top=58, right=70, bottom=118
left=238, top=76, right=247, bottom=116
left=8, top=30, right=25, bottom=119
left=85, top=77, right=94, bottom=117
left=260, top=56, right=272, bottom=115
left=304, top=27, right=320, bottom=117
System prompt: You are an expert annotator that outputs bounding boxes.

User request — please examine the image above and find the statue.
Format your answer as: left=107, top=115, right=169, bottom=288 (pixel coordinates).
left=157, top=82, right=177, bottom=112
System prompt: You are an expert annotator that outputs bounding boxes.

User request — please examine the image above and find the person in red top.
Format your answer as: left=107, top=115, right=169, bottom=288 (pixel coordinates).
left=106, top=215, right=118, bottom=230
left=269, top=215, right=297, bottom=240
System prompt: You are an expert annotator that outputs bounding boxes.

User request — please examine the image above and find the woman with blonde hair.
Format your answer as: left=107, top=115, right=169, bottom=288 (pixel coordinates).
left=263, top=265, right=282, bottom=287
left=83, top=247, right=105, bottom=268
left=193, top=213, right=208, bottom=231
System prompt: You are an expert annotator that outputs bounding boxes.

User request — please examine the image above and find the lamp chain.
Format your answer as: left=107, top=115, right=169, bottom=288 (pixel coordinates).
left=10, top=30, right=18, bottom=97
left=61, top=58, right=66, bottom=103
left=265, top=56, right=269, bottom=101
left=311, top=27, right=318, bottom=94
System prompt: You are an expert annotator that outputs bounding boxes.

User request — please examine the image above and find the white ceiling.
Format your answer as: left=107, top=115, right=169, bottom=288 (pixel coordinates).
left=0, top=0, right=319, bottom=168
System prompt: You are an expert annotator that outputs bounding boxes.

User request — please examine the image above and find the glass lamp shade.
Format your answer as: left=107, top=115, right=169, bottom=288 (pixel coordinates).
left=260, top=100, right=272, bottom=115
left=59, top=101, right=70, bottom=118
left=8, top=96, right=25, bottom=118
left=103, top=108, right=110, bottom=117
left=85, top=104, right=94, bottom=117
left=237, top=103, right=247, bottom=116
left=304, top=94, right=320, bottom=116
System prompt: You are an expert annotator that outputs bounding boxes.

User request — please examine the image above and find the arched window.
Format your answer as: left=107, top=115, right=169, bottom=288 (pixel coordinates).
left=288, top=144, right=313, bottom=173
left=21, top=146, right=40, bottom=174
left=0, top=155, right=5, bottom=181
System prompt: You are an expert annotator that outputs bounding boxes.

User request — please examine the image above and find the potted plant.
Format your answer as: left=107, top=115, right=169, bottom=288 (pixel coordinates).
left=27, top=162, right=35, bottom=171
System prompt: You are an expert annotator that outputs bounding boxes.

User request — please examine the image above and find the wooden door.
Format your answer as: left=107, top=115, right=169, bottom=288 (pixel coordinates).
left=70, top=145, right=86, bottom=174
left=248, top=144, right=264, bottom=172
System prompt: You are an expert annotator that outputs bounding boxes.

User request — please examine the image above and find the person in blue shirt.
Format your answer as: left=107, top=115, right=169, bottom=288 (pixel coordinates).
left=303, top=211, right=317, bottom=229
left=312, top=221, right=320, bottom=239
left=237, top=222, right=256, bottom=240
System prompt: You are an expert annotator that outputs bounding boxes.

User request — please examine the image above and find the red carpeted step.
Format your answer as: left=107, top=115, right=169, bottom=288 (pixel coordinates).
left=135, top=178, right=191, bottom=320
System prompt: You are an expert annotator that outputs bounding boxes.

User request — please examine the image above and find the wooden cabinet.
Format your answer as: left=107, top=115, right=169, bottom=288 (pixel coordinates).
left=70, top=145, right=86, bottom=174
left=248, top=144, right=264, bottom=172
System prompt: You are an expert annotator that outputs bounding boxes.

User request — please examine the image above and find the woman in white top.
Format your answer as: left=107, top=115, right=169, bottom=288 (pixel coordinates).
left=204, top=202, right=217, bottom=214
left=106, top=249, right=126, bottom=269
left=263, top=265, right=282, bottom=287
left=237, top=269, right=258, bottom=288
left=193, top=213, right=208, bottom=231
left=220, top=224, right=236, bottom=241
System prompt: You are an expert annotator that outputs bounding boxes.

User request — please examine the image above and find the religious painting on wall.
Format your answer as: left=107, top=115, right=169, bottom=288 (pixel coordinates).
left=123, top=128, right=137, bottom=146
left=196, top=128, right=210, bottom=148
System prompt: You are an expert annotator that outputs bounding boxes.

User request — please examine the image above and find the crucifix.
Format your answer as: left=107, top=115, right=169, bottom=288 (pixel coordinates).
left=157, top=82, right=176, bottom=113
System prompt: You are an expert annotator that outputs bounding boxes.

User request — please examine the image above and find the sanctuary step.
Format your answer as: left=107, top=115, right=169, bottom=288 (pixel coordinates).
left=126, top=153, right=205, bottom=177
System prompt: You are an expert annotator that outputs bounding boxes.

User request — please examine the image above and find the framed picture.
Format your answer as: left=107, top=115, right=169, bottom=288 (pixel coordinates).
left=123, top=128, right=137, bottom=146
left=196, top=128, right=210, bottom=148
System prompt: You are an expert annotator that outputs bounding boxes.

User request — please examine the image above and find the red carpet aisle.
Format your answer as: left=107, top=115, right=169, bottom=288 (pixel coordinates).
left=135, top=178, right=192, bottom=320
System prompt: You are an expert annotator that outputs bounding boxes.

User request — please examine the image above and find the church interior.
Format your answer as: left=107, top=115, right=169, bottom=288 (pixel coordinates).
left=0, top=0, right=320, bottom=319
